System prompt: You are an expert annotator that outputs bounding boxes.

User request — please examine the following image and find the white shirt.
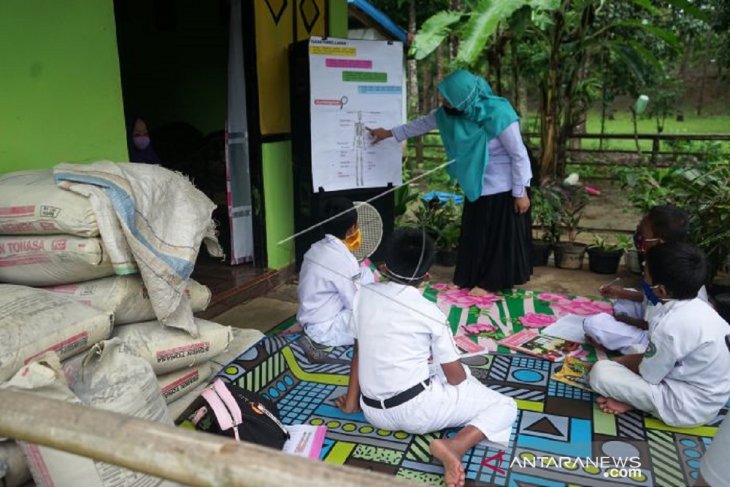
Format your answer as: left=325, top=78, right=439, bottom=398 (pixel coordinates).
left=639, top=298, right=730, bottom=426
left=644, top=284, right=709, bottom=325
left=349, top=281, right=461, bottom=400
left=390, top=111, right=532, bottom=197
left=297, top=235, right=374, bottom=326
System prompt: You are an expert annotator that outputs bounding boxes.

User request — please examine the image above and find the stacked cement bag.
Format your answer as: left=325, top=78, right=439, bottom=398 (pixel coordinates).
left=3, top=342, right=177, bottom=487
left=112, top=318, right=233, bottom=405
left=0, top=170, right=115, bottom=286
left=44, top=275, right=212, bottom=325
left=166, top=328, right=264, bottom=420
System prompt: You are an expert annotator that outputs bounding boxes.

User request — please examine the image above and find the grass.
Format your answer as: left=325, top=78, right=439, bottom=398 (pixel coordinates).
left=523, top=111, right=730, bottom=152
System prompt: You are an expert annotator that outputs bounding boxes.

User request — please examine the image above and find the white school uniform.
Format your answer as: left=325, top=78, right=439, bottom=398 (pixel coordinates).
left=589, top=298, right=730, bottom=427
left=297, top=235, right=374, bottom=346
left=583, top=286, right=709, bottom=354
left=350, top=281, right=517, bottom=445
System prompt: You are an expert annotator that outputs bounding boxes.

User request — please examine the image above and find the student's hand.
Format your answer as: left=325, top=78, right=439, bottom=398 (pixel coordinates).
left=367, top=127, right=392, bottom=144
left=335, top=394, right=361, bottom=413
left=599, top=285, right=624, bottom=299
left=513, top=195, right=530, bottom=214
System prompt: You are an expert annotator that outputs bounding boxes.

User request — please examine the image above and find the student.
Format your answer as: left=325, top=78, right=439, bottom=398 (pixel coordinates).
left=297, top=197, right=374, bottom=347
left=584, top=205, right=709, bottom=353
left=336, top=228, right=517, bottom=487
left=589, top=242, right=730, bottom=427
left=697, top=336, right=730, bottom=487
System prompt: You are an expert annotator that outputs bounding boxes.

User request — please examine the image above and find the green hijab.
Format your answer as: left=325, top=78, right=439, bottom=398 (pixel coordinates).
left=435, top=70, right=519, bottom=202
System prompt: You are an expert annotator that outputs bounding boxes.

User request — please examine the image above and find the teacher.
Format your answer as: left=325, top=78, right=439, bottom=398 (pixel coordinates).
left=368, top=69, right=532, bottom=295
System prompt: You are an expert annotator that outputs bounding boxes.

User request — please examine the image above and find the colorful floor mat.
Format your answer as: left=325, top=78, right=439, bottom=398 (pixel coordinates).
left=222, top=289, right=726, bottom=486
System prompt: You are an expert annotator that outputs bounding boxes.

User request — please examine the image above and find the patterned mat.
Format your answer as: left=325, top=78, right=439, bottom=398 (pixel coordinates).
left=221, top=288, right=725, bottom=486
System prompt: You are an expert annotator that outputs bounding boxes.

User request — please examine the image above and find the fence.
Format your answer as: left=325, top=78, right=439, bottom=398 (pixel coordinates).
left=407, top=131, right=730, bottom=167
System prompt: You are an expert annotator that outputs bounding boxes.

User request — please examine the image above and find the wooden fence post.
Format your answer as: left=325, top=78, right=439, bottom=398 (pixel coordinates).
left=0, top=390, right=418, bottom=487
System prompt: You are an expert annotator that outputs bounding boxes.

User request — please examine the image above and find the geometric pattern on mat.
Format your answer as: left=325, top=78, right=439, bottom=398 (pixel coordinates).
left=221, top=289, right=725, bottom=486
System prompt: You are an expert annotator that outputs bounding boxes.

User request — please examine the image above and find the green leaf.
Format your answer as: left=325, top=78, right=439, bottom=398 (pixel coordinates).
left=612, top=20, right=679, bottom=49
left=411, top=11, right=463, bottom=60
left=456, top=0, right=533, bottom=66
left=661, top=0, right=710, bottom=22
left=624, top=0, right=659, bottom=16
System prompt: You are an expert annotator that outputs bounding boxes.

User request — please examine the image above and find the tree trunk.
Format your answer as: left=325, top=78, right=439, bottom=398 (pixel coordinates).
left=407, top=0, right=419, bottom=118
left=510, top=37, right=520, bottom=112
left=422, top=60, right=432, bottom=112
left=449, top=0, right=460, bottom=61
left=539, top=10, right=564, bottom=179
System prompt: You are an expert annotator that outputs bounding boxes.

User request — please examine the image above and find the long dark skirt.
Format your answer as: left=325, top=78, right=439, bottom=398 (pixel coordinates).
left=453, top=191, right=532, bottom=292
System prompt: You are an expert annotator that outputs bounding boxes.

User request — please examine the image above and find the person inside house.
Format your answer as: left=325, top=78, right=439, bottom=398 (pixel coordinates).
left=336, top=228, right=517, bottom=487
left=297, top=197, right=374, bottom=347
left=128, top=116, right=161, bottom=164
left=589, top=242, right=730, bottom=427
left=368, top=69, right=532, bottom=295
left=583, top=205, right=709, bottom=353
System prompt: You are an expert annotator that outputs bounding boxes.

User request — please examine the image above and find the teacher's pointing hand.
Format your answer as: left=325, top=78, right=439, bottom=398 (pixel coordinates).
left=367, top=127, right=393, bottom=144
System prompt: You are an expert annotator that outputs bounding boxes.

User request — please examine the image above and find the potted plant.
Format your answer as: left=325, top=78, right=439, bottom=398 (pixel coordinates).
left=547, top=184, right=590, bottom=269
left=435, top=220, right=460, bottom=266
left=587, top=234, right=629, bottom=274
left=408, top=197, right=462, bottom=266
left=530, top=187, right=558, bottom=266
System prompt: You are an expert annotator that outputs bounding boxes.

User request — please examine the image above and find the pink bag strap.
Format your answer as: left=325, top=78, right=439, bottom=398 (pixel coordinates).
left=213, top=379, right=243, bottom=426
left=201, top=379, right=243, bottom=440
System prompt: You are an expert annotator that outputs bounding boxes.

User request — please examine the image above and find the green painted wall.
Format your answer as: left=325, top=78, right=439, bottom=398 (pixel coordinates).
left=263, top=141, right=295, bottom=269
left=0, top=0, right=127, bottom=173
left=329, top=0, right=349, bottom=37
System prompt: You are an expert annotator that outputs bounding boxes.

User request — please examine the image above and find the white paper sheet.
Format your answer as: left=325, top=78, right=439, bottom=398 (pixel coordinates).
left=541, top=314, right=587, bottom=344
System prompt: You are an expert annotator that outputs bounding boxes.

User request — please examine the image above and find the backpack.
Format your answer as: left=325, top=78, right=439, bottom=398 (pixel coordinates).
left=188, top=378, right=290, bottom=449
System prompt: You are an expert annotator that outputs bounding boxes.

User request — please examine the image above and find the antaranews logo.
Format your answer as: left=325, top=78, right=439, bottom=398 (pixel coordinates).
left=483, top=451, right=644, bottom=480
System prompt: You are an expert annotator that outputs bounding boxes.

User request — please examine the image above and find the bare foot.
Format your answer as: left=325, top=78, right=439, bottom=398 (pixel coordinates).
left=469, top=287, right=489, bottom=297
left=597, top=396, right=633, bottom=415
left=431, top=439, right=466, bottom=487
left=447, top=282, right=459, bottom=289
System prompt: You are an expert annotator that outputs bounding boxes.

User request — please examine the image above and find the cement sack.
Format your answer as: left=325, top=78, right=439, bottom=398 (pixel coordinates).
left=0, top=441, right=31, bottom=487
left=0, top=235, right=114, bottom=286
left=4, top=349, right=175, bottom=487
left=54, top=162, right=225, bottom=336
left=166, top=328, right=264, bottom=421
left=0, top=170, right=98, bottom=237
left=157, top=362, right=216, bottom=404
left=0, top=285, right=113, bottom=382
left=113, top=319, right=232, bottom=375
left=45, top=276, right=211, bottom=326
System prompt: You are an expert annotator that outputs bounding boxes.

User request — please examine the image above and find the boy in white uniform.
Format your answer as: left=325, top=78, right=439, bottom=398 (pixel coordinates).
left=336, top=229, right=517, bottom=487
left=589, top=242, right=730, bottom=427
left=584, top=205, right=709, bottom=354
left=297, top=197, right=374, bottom=347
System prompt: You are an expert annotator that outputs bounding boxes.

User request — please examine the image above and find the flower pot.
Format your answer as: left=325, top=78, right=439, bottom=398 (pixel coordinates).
left=532, top=240, right=552, bottom=267
left=437, top=249, right=458, bottom=267
left=587, top=248, right=624, bottom=274
left=553, top=243, right=587, bottom=270
left=625, top=249, right=642, bottom=274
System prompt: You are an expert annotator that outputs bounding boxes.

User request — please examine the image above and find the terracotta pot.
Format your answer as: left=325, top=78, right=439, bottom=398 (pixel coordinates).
left=553, top=243, right=587, bottom=270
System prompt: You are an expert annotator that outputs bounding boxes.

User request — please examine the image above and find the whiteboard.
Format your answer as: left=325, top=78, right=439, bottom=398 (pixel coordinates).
left=308, top=37, right=404, bottom=191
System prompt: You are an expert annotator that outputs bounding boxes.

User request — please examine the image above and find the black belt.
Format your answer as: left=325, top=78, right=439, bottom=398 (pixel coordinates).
left=361, top=379, right=430, bottom=409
